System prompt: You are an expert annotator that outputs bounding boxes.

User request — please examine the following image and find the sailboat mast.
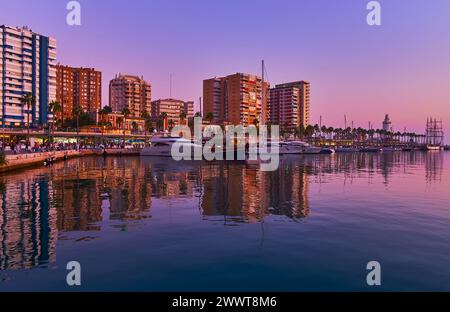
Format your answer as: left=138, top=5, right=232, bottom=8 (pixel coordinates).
left=261, top=59, right=265, bottom=126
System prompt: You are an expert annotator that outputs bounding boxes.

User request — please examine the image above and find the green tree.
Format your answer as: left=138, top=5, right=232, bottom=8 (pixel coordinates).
left=305, top=125, right=315, bottom=140
left=141, top=110, right=151, bottom=143
left=48, top=100, right=62, bottom=141
left=132, top=121, right=138, bottom=132
left=205, top=112, right=214, bottom=124
left=21, top=93, right=34, bottom=147
left=179, top=111, right=187, bottom=125
left=156, top=119, right=164, bottom=131
left=168, top=119, right=175, bottom=130
left=103, top=106, right=112, bottom=114
left=160, top=112, right=168, bottom=131
left=73, top=105, right=84, bottom=147
left=121, top=107, right=131, bottom=145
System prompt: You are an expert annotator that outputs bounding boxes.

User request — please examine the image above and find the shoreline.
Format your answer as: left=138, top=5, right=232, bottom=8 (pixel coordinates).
left=0, top=148, right=141, bottom=173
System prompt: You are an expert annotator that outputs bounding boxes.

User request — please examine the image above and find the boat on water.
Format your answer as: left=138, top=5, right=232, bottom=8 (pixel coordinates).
left=360, top=147, right=383, bottom=153
left=402, top=147, right=414, bottom=152
left=281, top=141, right=322, bottom=154
left=426, top=145, right=444, bottom=151
left=320, top=147, right=335, bottom=154
left=140, top=137, right=202, bottom=157
left=335, top=147, right=360, bottom=153
left=383, top=147, right=402, bottom=152
left=246, top=140, right=322, bottom=156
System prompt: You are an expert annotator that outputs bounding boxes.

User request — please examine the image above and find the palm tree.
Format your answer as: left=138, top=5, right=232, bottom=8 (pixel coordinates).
left=168, top=119, right=175, bottom=131
left=145, top=119, right=153, bottom=145
left=179, top=111, right=187, bottom=126
left=131, top=121, right=138, bottom=133
left=327, top=126, right=334, bottom=140
left=305, top=125, right=315, bottom=141
left=73, top=105, right=83, bottom=148
left=48, top=100, right=62, bottom=123
left=48, top=100, right=62, bottom=143
left=205, top=112, right=214, bottom=124
left=21, top=93, right=34, bottom=148
left=298, top=124, right=306, bottom=139
left=335, top=128, right=343, bottom=141
left=121, top=107, right=131, bottom=145
left=313, top=124, right=320, bottom=138
left=321, top=125, right=327, bottom=139
left=160, top=112, right=168, bottom=131
left=103, top=105, right=112, bottom=114
left=141, top=110, right=151, bottom=143
left=156, top=119, right=164, bottom=131
left=98, top=108, right=106, bottom=125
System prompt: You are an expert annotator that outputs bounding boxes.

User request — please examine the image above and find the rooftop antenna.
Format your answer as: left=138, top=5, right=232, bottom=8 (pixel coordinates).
left=169, top=73, right=173, bottom=98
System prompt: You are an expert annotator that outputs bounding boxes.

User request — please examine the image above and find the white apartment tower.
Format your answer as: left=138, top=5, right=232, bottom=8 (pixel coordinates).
left=0, top=25, right=57, bottom=127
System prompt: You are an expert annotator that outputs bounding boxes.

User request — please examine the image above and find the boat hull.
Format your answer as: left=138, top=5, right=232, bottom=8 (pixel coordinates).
left=426, top=145, right=443, bottom=151
left=335, top=148, right=360, bottom=153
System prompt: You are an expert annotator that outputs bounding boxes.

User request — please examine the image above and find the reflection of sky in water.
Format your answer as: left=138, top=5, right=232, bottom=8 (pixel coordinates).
left=0, top=152, right=449, bottom=291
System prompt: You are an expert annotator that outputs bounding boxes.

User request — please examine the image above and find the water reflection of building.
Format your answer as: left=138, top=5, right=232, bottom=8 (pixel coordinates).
left=53, top=177, right=102, bottom=231
left=307, top=152, right=444, bottom=185
left=425, top=152, right=443, bottom=183
left=152, top=172, right=195, bottom=198
left=0, top=177, right=57, bottom=270
left=200, top=162, right=310, bottom=222
left=98, top=157, right=153, bottom=220
left=268, top=163, right=310, bottom=219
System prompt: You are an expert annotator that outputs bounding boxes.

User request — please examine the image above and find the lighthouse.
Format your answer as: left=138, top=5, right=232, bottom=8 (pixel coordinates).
left=382, top=114, right=392, bottom=132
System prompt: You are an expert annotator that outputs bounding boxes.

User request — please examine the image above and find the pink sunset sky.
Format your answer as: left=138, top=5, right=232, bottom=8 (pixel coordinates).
left=1, top=0, right=449, bottom=141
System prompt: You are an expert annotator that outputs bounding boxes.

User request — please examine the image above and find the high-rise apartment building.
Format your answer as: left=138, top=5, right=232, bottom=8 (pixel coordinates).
left=203, top=77, right=224, bottom=124
left=109, top=74, right=151, bottom=117
left=0, top=25, right=56, bottom=127
left=269, top=81, right=310, bottom=131
left=203, top=73, right=269, bottom=127
left=151, top=98, right=194, bottom=126
left=56, top=65, right=102, bottom=120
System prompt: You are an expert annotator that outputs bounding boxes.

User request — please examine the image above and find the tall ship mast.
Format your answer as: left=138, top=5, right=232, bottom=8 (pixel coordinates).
left=425, top=117, right=444, bottom=150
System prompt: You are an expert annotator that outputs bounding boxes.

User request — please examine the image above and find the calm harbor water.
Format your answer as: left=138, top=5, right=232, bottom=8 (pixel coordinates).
left=0, top=152, right=449, bottom=291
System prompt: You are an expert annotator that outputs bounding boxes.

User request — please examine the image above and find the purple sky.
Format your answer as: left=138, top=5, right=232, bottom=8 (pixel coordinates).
left=1, top=0, right=449, bottom=141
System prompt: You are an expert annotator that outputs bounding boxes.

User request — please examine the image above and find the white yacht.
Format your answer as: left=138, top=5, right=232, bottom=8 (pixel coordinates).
left=140, top=137, right=202, bottom=157
left=282, top=141, right=322, bottom=154
left=248, top=141, right=321, bottom=155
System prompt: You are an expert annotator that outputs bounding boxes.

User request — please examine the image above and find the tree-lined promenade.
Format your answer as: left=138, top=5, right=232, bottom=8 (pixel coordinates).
left=0, top=93, right=430, bottom=152
left=286, top=124, right=429, bottom=147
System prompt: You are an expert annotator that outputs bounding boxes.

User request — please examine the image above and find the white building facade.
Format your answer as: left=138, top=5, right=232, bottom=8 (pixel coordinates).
left=0, top=25, right=57, bottom=127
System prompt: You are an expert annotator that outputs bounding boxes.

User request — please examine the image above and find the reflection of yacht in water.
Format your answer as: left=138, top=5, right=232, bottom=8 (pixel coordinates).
left=335, top=147, right=361, bottom=153
left=247, top=141, right=321, bottom=156
left=140, top=136, right=202, bottom=157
